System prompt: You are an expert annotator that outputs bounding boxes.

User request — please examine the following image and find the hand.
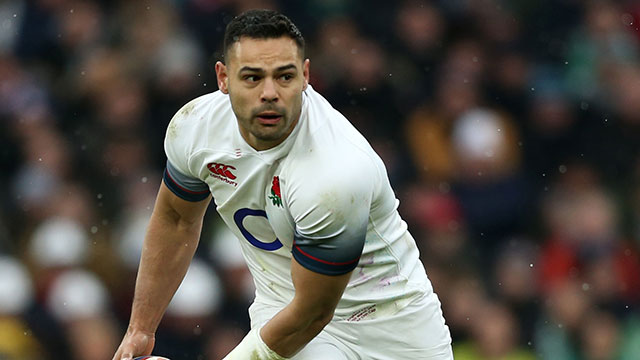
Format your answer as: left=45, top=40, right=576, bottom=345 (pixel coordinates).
left=112, top=326, right=156, bottom=360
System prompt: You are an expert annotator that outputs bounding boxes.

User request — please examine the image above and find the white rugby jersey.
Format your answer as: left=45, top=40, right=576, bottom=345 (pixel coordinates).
left=163, top=85, right=435, bottom=320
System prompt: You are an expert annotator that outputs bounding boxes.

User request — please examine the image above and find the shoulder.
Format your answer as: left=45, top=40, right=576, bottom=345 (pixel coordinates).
left=164, top=91, right=234, bottom=172
left=165, top=91, right=234, bottom=148
left=292, top=88, right=383, bottom=188
left=283, top=144, right=377, bottom=215
left=168, top=91, right=231, bottom=130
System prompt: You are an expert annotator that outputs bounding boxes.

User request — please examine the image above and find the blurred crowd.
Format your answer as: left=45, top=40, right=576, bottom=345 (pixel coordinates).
left=1, top=0, right=640, bottom=359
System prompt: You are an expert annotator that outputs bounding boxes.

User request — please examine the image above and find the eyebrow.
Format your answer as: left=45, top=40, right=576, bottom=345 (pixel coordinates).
left=239, top=64, right=298, bottom=73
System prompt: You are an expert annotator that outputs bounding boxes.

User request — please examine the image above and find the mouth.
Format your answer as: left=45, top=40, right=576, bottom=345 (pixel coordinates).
left=256, top=112, right=283, bottom=125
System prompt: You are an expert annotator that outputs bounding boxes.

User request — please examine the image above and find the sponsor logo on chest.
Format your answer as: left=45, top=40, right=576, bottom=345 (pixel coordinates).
left=207, top=162, right=238, bottom=187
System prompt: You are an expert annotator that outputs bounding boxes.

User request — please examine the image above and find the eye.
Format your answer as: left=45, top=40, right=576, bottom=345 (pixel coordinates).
left=279, top=73, right=294, bottom=81
left=243, top=75, right=261, bottom=82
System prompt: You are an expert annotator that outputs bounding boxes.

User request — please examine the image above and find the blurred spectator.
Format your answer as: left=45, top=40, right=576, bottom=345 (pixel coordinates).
left=454, top=301, right=536, bottom=360
left=538, top=170, right=640, bottom=310
left=0, top=256, right=45, bottom=360
left=46, top=269, right=119, bottom=359
left=564, top=0, right=639, bottom=103
left=401, top=186, right=468, bottom=269
left=155, top=258, right=223, bottom=359
left=208, top=222, right=254, bottom=329
left=440, top=272, right=487, bottom=342
left=388, top=0, right=445, bottom=110
left=493, top=239, right=540, bottom=345
left=534, top=279, right=592, bottom=359
left=449, top=108, right=531, bottom=266
left=580, top=310, right=621, bottom=360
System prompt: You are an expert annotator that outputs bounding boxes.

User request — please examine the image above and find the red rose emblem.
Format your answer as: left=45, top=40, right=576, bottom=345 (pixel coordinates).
left=272, top=176, right=281, bottom=198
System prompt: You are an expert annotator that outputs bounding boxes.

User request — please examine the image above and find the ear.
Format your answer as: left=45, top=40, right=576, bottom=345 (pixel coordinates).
left=302, top=59, right=310, bottom=90
left=215, top=61, right=229, bottom=94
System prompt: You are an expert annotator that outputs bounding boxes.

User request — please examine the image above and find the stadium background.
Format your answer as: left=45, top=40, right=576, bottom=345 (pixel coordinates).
left=1, top=0, right=640, bottom=359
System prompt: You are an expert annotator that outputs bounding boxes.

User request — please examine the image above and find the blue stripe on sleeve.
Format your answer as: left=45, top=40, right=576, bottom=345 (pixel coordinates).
left=163, top=162, right=210, bottom=202
left=291, top=227, right=365, bottom=276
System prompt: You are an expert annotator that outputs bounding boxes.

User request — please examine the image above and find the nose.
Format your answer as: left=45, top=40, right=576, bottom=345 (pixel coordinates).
left=261, top=78, right=278, bottom=103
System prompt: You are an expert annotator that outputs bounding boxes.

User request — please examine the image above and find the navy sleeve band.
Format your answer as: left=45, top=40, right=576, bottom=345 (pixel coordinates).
left=291, top=225, right=366, bottom=276
left=163, top=161, right=210, bottom=202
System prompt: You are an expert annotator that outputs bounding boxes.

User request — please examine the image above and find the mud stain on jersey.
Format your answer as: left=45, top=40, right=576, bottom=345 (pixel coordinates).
left=167, top=120, right=178, bottom=141
left=181, top=101, right=196, bottom=116
left=320, top=191, right=345, bottom=225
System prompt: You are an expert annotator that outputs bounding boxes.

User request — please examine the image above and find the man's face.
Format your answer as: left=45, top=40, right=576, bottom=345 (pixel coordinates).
left=216, top=36, right=309, bottom=151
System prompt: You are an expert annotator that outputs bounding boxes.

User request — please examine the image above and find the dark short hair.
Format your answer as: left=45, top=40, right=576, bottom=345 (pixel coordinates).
left=223, top=9, right=305, bottom=59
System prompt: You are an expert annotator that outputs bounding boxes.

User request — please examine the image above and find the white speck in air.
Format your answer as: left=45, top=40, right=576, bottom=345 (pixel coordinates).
left=530, top=263, right=534, bottom=268
left=559, top=165, right=567, bottom=174
left=97, top=193, right=103, bottom=199
left=582, top=283, right=590, bottom=291
left=621, top=13, right=634, bottom=26
left=141, top=177, right=148, bottom=183
left=91, top=226, right=98, bottom=234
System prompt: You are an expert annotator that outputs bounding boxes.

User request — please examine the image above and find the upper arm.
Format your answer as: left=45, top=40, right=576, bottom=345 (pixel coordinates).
left=289, top=257, right=352, bottom=322
left=287, top=154, right=375, bottom=276
left=155, top=181, right=211, bottom=227
left=160, top=101, right=212, bottom=223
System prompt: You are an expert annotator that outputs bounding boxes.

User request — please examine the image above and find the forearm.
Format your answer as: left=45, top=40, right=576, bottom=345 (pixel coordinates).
left=223, top=304, right=330, bottom=360
left=128, top=210, right=203, bottom=333
left=259, top=302, right=332, bottom=357
left=224, top=253, right=352, bottom=359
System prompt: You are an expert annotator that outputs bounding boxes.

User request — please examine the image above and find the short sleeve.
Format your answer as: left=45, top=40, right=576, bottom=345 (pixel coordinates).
left=163, top=101, right=210, bottom=202
left=287, top=156, right=375, bottom=276
left=163, top=161, right=210, bottom=202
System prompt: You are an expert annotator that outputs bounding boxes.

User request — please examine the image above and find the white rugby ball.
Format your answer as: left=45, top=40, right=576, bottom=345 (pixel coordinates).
left=133, top=357, right=170, bottom=360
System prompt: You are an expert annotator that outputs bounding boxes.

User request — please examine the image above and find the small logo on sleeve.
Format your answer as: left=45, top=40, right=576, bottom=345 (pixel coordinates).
left=268, top=176, right=283, bottom=207
left=207, top=162, right=238, bottom=186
